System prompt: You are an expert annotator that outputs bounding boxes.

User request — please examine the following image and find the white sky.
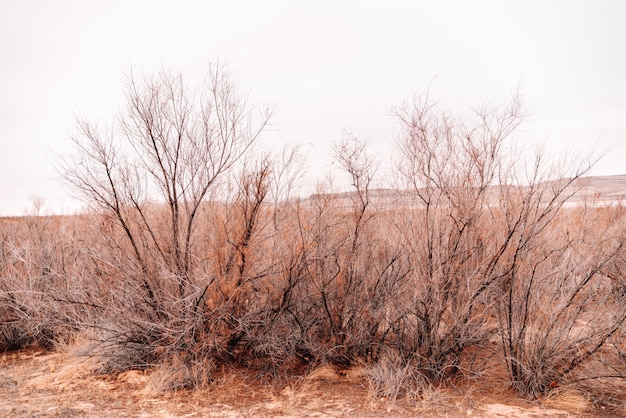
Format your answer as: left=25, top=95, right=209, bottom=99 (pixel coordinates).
left=1, top=0, right=625, bottom=215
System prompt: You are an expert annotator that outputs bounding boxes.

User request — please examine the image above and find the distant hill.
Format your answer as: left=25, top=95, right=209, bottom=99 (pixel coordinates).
left=309, top=174, right=626, bottom=208
left=562, top=174, right=626, bottom=205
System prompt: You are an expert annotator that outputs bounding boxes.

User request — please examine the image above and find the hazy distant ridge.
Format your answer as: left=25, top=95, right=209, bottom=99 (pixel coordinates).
left=310, top=174, right=626, bottom=206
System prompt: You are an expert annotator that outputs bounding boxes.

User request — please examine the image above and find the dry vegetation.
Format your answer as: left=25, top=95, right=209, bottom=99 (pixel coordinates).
left=1, top=65, right=625, bottom=416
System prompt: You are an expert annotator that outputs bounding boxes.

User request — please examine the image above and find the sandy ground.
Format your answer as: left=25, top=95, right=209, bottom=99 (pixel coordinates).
left=0, top=348, right=605, bottom=417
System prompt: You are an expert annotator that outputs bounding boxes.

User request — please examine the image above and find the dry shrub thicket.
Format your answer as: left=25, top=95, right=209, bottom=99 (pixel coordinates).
left=1, top=66, right=625, bottom=407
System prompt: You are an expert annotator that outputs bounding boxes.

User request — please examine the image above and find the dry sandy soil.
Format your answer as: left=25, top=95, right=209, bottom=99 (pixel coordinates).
left=0, top=348, right=607, bottom=418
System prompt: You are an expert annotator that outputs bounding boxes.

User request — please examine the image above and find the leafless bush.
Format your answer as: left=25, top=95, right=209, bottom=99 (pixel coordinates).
left=286, top=133, right=409, bottom=364
left=266, top=168, right=410, bottom=366
left=389, top=94, right=526, bottom=381
left=59, top=63, right=276, bottom=371
left=390, top=92, right=626, bottom=400
left=495, top=201, right=626, bottom=396
left=0, top=210, right=79, bottom=351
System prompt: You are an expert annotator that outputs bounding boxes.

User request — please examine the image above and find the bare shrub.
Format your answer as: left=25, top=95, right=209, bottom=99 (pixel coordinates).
left=267, top=178, right=410, bottom=366
left=291, top=132, right=409, bottom=364
left=390, top=92, right=626, bottom=401
left=59, top=63, right=274, bottom=372
left=390, top=94, right=525, bottom=381
left=493, top=193, right=626, bottom=396
left=0, top=210, right=79, bottom=351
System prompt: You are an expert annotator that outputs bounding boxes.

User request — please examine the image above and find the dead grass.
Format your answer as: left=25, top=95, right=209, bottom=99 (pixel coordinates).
left=305, top=364, right=341, bottom=381
left=542, top=387, right=590, bottom=414
left=148, top=355, right=215, bottom=392
left=3, top=346, right=603, bottom=417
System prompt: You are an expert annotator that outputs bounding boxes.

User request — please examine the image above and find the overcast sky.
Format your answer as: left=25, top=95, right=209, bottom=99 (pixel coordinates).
left=1, top=0, right=625, bottom=215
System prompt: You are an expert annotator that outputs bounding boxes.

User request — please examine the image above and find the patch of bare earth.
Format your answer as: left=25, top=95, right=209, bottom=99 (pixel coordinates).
left=0, top=349, right=617, bottom=417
